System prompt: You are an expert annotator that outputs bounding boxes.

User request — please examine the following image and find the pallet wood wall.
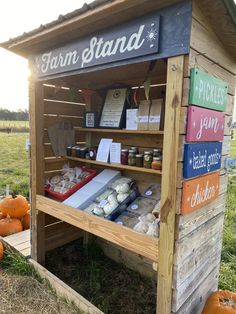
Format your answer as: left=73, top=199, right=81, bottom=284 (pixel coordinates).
left=171, top=1, right=236, bottom=313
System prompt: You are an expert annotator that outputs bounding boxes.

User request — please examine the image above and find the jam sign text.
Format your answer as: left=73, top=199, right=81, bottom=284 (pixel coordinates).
left=186, top=106, right=225, bottom=142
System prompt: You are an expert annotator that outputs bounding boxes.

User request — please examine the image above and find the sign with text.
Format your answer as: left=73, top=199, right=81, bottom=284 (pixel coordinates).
left=32, top=15, right=160, bottom=78
left=186, top=106, right=225, bottom=142
left=189, top=68, right=228, bottom=111
left=183, top=142, right=222, bottom=179
left=181, top=172, right=220, bottom=215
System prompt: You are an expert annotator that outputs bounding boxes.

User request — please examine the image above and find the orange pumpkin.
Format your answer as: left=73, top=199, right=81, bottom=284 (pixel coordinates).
left=0, top=240, right=4, bottom=260
left=0, top=216, right=23, bottom=237
left=202, top=290, right=236, bottom=314
left=0, top=193, right=28, bottom=219
left=22, top=210, right=30, bottom=230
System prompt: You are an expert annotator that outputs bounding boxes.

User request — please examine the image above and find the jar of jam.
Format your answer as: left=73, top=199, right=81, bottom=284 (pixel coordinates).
left=130, top=147, right=139, bottom=154
left=89, top=147, right=97, bottom=160
left=78, top=147, right=88, bottom=158
left=66, top=145, right=73, bottom=156
left=121, top=149, right=129, bottom=165
left=143, top=151, right=153, bottom=168
left=71, top=146, right=78, bottom=157
left=152, top=157, right=162, bottom=170
left=136, top=154, right=143, bottom=167
left=75, top=146, right=81, bottom=158
left=128, top=150, right=136, bottom=166
left=153, top=148, right=162, bottom=158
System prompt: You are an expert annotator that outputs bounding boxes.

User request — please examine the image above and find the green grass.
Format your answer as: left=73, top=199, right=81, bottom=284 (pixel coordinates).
left=0, top=132, right=29, bottom=197
left=0, top=120, right=29, bottom=128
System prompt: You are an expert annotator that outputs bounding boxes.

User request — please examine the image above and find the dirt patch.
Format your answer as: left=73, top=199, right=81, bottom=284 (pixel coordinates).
left=0, top=270, right=78, bottom=314
left=46, top=239, right=157, bottom=314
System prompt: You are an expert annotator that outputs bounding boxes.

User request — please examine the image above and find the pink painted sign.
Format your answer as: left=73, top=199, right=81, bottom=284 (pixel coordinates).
left=186, top=106, right=225, bottom=142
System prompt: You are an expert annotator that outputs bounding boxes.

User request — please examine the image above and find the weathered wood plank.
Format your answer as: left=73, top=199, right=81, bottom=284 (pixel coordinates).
left=29, top=81, right=46, bottom=264
left=172, top=250, right=221, bottom=311
left=157, top=56, right=184, bottom=314
left=191, top=9, right=236, bottom=74
left=174, top=213, right=224, bottom=265
left=43, top=85, right=85, bottom=103
left=176, top=193, right=226, bottom=239
left=173, top=265, right=219, bottom=314
left=29, top=259, right=104, bottom=314
left=44, top=100, right=85, bottom=116
left=173, top=235, right=222, bottom=288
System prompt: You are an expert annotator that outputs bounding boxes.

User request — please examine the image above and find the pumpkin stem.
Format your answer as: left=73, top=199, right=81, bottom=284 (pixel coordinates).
left=11, top=192, right=16, bottom=199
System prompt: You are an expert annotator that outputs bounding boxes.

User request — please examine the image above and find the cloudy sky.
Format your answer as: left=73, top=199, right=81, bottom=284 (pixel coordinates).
left=0, top=0, right=235, bottom=121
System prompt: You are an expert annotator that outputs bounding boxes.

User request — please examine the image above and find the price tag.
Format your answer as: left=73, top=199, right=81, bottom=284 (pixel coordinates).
left=99, top=199, right=108, bottom=208
left=131, top=204, right=138, bottom=210
left=145, top=190, right=153, bottom=196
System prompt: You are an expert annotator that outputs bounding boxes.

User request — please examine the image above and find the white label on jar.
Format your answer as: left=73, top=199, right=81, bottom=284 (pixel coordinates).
left=99, top=199, right=108, bottom=208
left=145, top=190, right=153, bottom=196
left=89, top=151, right=94, bottom=157
left=131, top=204, right=138, bottom=210
left=138, top=115, right=149, bottom=123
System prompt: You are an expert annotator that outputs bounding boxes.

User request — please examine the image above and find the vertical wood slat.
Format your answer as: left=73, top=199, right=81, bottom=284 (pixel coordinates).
left=157, top=56, right=184, bottom=314
left=29, top=81, right=46, bottom=265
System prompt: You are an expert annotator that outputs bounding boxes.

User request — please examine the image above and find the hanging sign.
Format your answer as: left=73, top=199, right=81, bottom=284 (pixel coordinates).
left=30, top=2, right=192, bottom=78
left=32, top=15, right=160, bottom=78
left=181, top=172, right=220, bottom=215
left=183, top=142, right=222, bottom=179
left=189, top=68, right=228, bottom=111
left=186, top=106, right=225, bottom=142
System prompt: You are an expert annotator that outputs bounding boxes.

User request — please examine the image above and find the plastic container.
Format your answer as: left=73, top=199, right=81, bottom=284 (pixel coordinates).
left=127, top=196, right=157, bottom=216
left=44, top=167, right=97, bottom=201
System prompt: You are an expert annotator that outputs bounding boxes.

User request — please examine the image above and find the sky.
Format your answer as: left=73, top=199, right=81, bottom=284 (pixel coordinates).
left=0, top=1, right=235, bottom=121
left=0, top=0, right=89, bottom=111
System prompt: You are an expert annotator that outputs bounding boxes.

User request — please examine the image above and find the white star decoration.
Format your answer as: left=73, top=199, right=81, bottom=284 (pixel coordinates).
left=146, top=27, right=158, bottom=47
left=189, top=159, right=192, bottom=165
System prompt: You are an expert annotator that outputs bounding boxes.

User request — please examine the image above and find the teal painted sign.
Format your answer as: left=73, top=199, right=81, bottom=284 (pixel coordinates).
left=189, top=68, right=228, bottom=112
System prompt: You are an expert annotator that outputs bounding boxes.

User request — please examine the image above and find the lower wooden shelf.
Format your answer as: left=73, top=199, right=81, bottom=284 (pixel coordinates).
left=36, top=195, right=159, bottom=262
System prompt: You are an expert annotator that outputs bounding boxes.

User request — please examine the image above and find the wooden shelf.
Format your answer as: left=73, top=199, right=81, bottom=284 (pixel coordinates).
left=75, top=127, right=164, bottom=135
left=36, top=195, right=159, bottom=262
left=67, top=156, right=162, bottom=175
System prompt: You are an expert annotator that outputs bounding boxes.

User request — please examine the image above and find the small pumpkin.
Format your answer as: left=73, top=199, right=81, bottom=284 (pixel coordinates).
left=0, top=193, right=28, bottom=219
left=0, top=241, right=4, bottom=260
left=0, top=216, right=23, bottom=237
left=22, top=210, right=30, bottom=230
left=202, top=290, right=236, bottom=314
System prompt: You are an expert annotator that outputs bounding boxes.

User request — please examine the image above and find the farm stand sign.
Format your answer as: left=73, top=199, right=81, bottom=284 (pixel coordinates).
left=30, top=2, right=192, bottom=78
left=183, top=142, right=222, bottom=179
left=189, top=68, right=228, bottom=111
left=181, top=172, right=220, bottom=215
left=32, top=15, right=160, bottom=77
left=186, top=106, right=225, bottom=142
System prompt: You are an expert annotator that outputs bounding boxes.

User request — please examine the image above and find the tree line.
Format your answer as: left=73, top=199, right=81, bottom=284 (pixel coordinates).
left=0, top=108, right=29, bottom=121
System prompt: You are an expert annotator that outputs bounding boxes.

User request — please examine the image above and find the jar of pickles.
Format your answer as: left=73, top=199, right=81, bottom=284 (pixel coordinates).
left=128, top=150, right=136, bottom=166
left=143, top=151, right=153, bottom=168
left=152, top=157, right=162, bottom=170
left=121, top=149, right=129, bottom=165
left=136, top=154, right=143, bottom=167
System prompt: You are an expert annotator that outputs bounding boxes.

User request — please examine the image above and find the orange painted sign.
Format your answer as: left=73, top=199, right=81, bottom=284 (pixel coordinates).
left=181, top=172, right=220, bottom=215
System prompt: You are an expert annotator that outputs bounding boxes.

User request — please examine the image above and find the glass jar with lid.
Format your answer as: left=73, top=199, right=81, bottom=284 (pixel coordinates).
left=121, top=149, right=129, bottom=165
left=128, top=150, right=136, bottom=166
left=136, top=154, right=143, bottom=167
left=152, top=157, right=162, bottom=170
left=153, top=148, right=162, bottom=158
left=143, top=151, right=153, bottom=168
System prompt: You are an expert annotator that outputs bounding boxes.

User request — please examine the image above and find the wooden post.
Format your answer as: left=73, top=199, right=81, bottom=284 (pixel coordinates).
left=157, top=56, right=184, bottom=314
left=29, top=80, right=46, bottom=265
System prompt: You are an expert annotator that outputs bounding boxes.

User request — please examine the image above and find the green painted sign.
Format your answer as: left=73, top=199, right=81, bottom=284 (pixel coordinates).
left=189, top=68, right=228, bottom=112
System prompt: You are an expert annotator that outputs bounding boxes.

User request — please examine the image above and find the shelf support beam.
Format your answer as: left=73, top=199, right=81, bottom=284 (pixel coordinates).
left=29, top=80, right=46, bottom=265
left=157, top=55, right=184, bottom=314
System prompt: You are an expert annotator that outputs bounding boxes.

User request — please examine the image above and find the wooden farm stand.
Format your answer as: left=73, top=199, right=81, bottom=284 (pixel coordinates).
left=1, top=1, right=236, bottom=313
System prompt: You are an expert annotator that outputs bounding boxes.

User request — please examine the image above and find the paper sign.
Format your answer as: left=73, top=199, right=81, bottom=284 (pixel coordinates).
left=181, top=172, right=220, bottom=215
left=110, top=143, right=121, bottom=164
left=96, top=138, right=113, bottom=162
left=186, top=106, right=225, bottom=142
left=183, top=142, right=222, bottom=179
left=189, top=68, right=228, bottom=111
